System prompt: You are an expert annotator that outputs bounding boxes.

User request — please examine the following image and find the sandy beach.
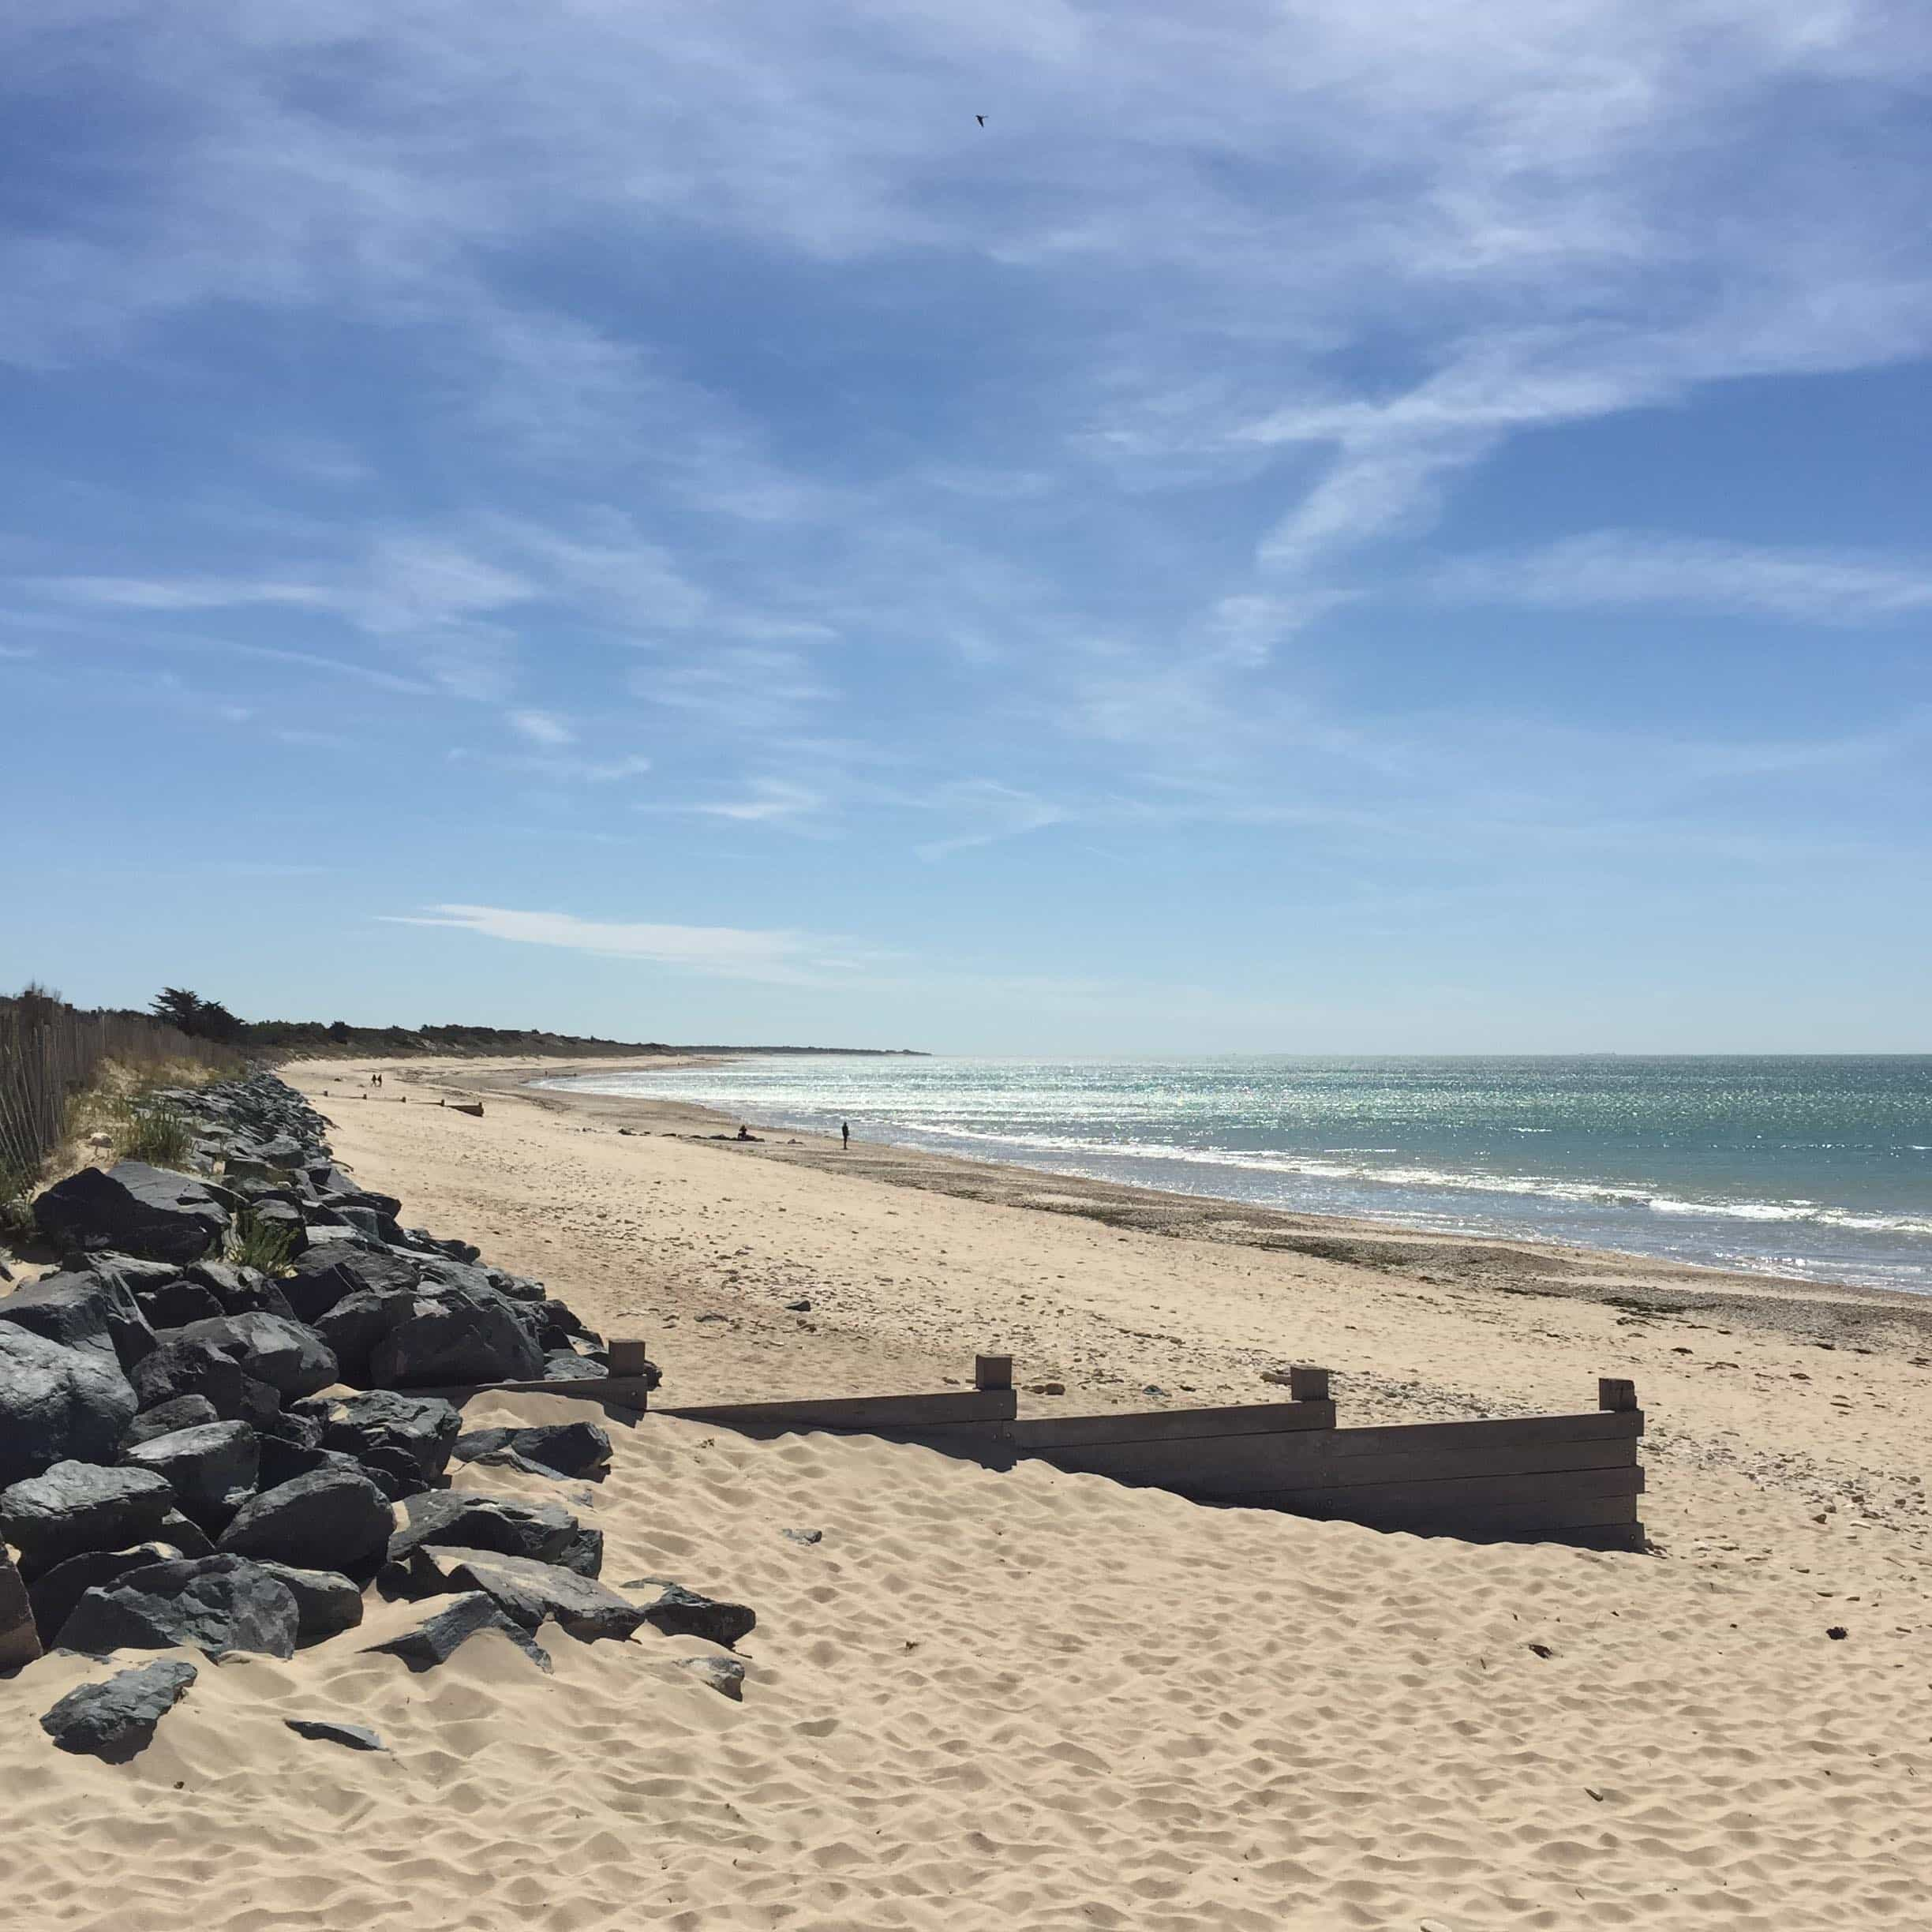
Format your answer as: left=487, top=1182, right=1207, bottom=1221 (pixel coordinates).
left=5, top=1053, right=1928, bottom=1930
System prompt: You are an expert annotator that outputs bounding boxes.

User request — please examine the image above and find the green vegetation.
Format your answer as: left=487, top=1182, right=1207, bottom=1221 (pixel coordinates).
left=114, top=1102, right=196, bottom=1169
left=226, top=1209, right=300, bottom=1276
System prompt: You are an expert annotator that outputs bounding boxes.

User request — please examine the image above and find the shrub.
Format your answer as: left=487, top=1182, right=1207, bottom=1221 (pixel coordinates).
left=227, top=1211, right=299, bottom=1276
left=116, top=1104, right=196, bottom=1170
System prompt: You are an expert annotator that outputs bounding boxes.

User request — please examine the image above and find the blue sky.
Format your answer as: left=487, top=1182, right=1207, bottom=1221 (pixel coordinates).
left=2, top=2, right=1929, bottom=1052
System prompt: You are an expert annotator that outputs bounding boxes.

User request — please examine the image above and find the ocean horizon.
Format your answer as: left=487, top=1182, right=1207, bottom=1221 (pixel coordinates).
left=545, top=1053, right=1932, bottom=1296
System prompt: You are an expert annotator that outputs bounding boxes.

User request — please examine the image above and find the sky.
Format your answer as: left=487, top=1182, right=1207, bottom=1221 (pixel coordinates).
left=2, top=0, right=1929, bottom=1053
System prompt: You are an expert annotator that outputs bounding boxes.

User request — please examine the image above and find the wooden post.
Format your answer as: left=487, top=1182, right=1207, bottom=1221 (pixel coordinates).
left=1288, top=1364, right=1330, bottom=1403
left=609, top=1339, right=652, bottom=1376
left=1598, top=1376, right=1638, bottom=1412
left=975, top=1353, right=1013, bottom=1392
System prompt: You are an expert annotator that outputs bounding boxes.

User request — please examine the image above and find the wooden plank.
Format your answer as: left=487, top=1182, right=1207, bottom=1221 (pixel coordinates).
left=1240, top=1464, right=1644, bottom=1519
left=1319, top=1410, right=1642, bottom=1460
left=1226, top=1491, right=1642, bottom=1540
left=658, top=1387, right=1019, bottom=1429
left=1011, top=1399, right=1335, bottom=1451
left=1035, top=1428, right=1638, bottom=1495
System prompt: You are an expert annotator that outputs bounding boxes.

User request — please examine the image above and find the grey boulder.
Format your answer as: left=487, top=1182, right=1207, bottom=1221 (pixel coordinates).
left=635, top=1582, right=757, bottom=1649
left=219, top=1467, right=392, bottom=1575
left=0, top=1326, right=138, bottom=1485
left=133, top=1276, right=224, bottom=1329
left=367, top=1283, right=545, bottom=1389
left=183, top=1261, right=294, bottom=1320
left=163, top=1312, right=338, bottom=1400
left=42, top=1658, right=197, bottom=1760
left=253, top=1561, right=364, bottom=1642
left=122, top=1394, right=222, bottom=1447
left=122, top=1420, right=259, bottom=1533
left=130, top=1336, right=253, bottom=1420
left=35, top=1163, right=232, bottom=1264
left=0, top=1270, right=155, bottom=1371
left=294, top=1389, right=460, bottom=1492
left=60, top=1553, right=299, bottom=1659
left=1, top=1547, right=39, bottom=1668
left=386, top=1491, right=583, bottom=1569
left=406, top=1545, right=648, bottom=1642
left=361, top=1590, right=551, bottom=1672
left=0, top=1461, right=174, bottom=1579
left=28, top=1541, right=188, bottom=1649
left=281, top=1244, right=419, bottom=1325
left=451, top=1421, right=612, bottom=1481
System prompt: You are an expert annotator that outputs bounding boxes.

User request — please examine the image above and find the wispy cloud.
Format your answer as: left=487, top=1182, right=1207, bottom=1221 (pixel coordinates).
left=507, top=709, right=575, bottom=747
left=1436, top=532, right=1932, bottom=624
left=385, top=902, right=878, bottom=985
left=687, top=778, right=827, bottom=825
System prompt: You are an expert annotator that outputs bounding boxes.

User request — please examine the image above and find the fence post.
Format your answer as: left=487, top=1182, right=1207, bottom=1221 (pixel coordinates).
left=1598, top=1376, right=1638, bottom=1412
left=1287, top=1364, right=1330, bottom=1403
left=975, top=1353, right=1013, bottom=1392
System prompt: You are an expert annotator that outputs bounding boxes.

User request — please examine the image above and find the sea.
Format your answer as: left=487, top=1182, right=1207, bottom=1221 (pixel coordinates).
left=541, top=1056, right=1932, bottom=1296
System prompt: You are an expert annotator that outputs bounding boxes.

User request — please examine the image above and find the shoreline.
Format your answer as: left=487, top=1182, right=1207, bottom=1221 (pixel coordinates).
left=440, top=1058, right=1932, bottom=1352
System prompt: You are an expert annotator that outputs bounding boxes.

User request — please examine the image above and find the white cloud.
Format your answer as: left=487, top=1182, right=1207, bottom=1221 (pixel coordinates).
left=385, top=902, right=870, bottom=984
left=1435, top=531, right=1932, bottom=623
left=507, top=709, right=575, bottom=747
left=688, top=778, right=826, bottom=824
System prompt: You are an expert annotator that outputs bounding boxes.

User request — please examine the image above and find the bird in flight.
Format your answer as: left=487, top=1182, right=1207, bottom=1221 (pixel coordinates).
left=976, top=114, right=986, bottom=126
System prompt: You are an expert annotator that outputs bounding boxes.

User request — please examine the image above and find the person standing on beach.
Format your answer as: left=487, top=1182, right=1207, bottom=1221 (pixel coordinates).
left=841, top=1120, right=850, bottom=1150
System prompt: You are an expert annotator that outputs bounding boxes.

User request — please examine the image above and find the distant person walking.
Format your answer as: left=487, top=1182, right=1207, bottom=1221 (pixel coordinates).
left=841, top=1120, right=850, bottom=1151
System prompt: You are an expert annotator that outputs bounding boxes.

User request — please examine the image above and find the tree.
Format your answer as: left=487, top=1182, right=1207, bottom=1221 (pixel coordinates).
left=151, top=988, right=207, bottom=1033
left=149, top=989, right=244, bottom=1043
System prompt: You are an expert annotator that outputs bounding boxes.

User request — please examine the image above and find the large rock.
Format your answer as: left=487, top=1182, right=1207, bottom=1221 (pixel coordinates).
left=131, top=1336, right=249, bottom=1418
left=35, top=1163, right=232, bottom=1264
left=84, top=1253, right=189, bottom=1302
left=368, top=1282, right=545, bottom=1389
left=282, top=1244, right=418, bottom=1325
left=408, top=1545, right=647, bottom=1642
left=28, top=1541, right=188, bottom=1648
left=0, top=1547, right=40, bottom=1668
left=387, top=1491, right=583, bottom=1569
left=294, top=1389, right=460, bottom=1492
left=219, top=1467, right=392, bottom=1575
left=133, top=1278, right=224, bottom=1329
left=183, top=1262, right=294, bottom=1320
left=0, top=1326, right=137, bottom=1484
left=253, top=1561, right=363, bottom=1642
left=41, top=1658, right=197, bottom=1759
left=0, top=1270, right=155, bottom=1371
left=635, top=1582, right=757, bottom=1649
left=163, top=1312, right=338, bottom=1400
left=0, top=1461, right=174, bottom=1579
left=60, top=1553, right=299, bottom=1659
left=451, top=1421, right=612, bottom=1481
left=361, top=1591, right=551, bottom=1672
left=122, top=1421, right=258, bottom=1533
left=122, top=1395, right=222, bottom=1447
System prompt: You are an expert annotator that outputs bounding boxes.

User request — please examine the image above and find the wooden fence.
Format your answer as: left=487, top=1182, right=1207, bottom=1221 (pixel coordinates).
left=648, top=1355, right=1647, bottom=1552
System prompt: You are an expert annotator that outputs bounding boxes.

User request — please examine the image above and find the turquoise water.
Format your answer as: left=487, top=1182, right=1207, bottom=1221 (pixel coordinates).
left=544, top=1057, right=1932, bottom=1294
